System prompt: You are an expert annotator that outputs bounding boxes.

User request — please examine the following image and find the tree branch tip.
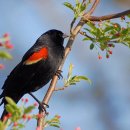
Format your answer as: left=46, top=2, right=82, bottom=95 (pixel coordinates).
left=54, top=87, right=65, bottom=91
left=79, top=31, right=94, bottom=40
left=79, top=31, right=86, bottom=36
left=84, top=0, right=100, bottom=17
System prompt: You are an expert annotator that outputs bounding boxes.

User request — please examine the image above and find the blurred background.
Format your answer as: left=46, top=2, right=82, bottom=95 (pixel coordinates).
left=0, top=0, right=130, bottom=130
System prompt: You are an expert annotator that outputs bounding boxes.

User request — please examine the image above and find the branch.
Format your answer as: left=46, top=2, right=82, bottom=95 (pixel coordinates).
left=54, top=87, right=66, bottom=91
left=82, top=0, right=86, bottom=5
left=72, top=0, right=100, bottom=36
left=86, top=9, right=130, bottom=21
left=37, top=1, right=100, bottom=129
left=83, top=0, right=100, bottom=17
left=70, top=18, right=76, bottom=33
left=37, top=42, right=73, bottom=129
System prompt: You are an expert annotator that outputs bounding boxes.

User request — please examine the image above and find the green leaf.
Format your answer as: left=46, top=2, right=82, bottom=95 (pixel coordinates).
left=5, top=104, right=14, bottom=113
left=104, top=26, right=114, bottom=32
left=83, top=37, right=91, bottom=41
left=5, top=97, right=16, bottom=106
left=76, top=76, right=92, bottom=84
left=64, top=64, right=91, bottom=87
left=0, top=51, right=12, bottom=60
left=87, top=22, right=97, bottom=30
left=64, top=2, right=74, bottom=11
left=98, top=36, right=110, bottom=43
left=24, top=106, right=35, bottom=114
left=127, top=14, right=130, bottom=18
left=5, top=97, right=19, bottom=112
left=67, top=63, right=73, bottom=79
left=75, top=0, right=79, bottom=5
left=124, top=37, right=130, bottom=41
left=50, top=123, right=60, bottom=128
left=90, top=43, right=94, bottom=50
left=80, top=4, right=86, bottom=12
left=18, top=123, right=25, bottom=129
left=121, top=28, right=128, bottom=35
left=45, top=115, right=60, bottom=128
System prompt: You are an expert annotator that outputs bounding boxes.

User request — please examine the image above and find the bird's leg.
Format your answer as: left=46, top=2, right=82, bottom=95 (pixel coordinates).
left=55, top=70, right=63, bottom=79
left=29, top=92, right=49, bottom=114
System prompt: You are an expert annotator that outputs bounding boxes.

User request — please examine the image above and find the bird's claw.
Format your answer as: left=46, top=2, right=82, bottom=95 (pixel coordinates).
left=29, top=92, right=49, bottom=115
left=38, top=102, right=49, bottom=115
left=55, top=70, right=63, bottom=79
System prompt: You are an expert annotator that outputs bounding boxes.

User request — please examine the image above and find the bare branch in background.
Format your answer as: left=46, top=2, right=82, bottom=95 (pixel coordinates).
left=86, top=9, right=130, bottom=21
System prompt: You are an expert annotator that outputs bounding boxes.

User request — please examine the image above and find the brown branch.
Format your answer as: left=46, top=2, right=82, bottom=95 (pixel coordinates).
left=37, top=42, right=73, bottom=129
left=37, top=1, right=100, bottom=129
left=82, top=0, right=86, bottom=4
left=83, top=0, right=100, bottom=17
left=37, top=0, right=100, bottom=129
left=86, top=9, right=130, bottom=21
left=70, top=18, right=76, bottom=33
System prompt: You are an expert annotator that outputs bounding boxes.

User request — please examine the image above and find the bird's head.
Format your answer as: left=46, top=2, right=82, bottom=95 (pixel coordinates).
left=44, top=29, right=69, bottom=46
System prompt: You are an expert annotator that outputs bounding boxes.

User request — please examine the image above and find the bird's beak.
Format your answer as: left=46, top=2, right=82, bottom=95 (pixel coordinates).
left=63, top=33, right=69, bottom=39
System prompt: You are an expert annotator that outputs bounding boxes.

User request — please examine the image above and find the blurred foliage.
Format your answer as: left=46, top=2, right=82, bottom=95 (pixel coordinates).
left=83, top=18, right=130, bottom=58
left=0, top=33, right=13, bottom=70
left=64, top=1, right=130, bottom=59
left=0, top=97, right=61, bottom=130
left=64, top=0, right=91, bottom=19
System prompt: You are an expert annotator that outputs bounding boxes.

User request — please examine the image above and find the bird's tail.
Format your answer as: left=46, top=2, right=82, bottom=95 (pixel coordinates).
left=0, top=93, right=7, bottom=121
left=0, top=93, right=24, bottom=121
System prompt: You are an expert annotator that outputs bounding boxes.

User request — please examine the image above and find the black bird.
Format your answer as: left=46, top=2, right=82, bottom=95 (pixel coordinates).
left=0, top=29, right=68, bottom=120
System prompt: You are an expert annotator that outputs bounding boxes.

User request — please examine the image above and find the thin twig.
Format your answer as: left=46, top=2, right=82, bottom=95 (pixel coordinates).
left=79, top=31, right=94, bottom=40
left=82, top=0, right=86, bottom=5
left=83, top=0, right=100, bottom=17
left=86, top=9, right=130, bottom=21
left=54, top=87, right=66, bottom=91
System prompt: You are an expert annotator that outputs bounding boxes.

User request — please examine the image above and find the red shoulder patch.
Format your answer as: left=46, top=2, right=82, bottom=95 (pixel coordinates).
left=24, top=47, right=48, bottom=65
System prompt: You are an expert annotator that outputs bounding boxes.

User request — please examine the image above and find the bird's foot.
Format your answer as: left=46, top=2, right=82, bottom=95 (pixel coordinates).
left=55, top=70, right=63, bottom=79
left=29, top=92, right=49, bottom=115
left=38, top=102, right=49, bottom=115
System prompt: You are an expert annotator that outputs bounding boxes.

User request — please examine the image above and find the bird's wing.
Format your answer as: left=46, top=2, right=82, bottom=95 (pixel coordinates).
left=2, top=45, right=49, bottom=90
left=22, top=46, right=49, bottom=65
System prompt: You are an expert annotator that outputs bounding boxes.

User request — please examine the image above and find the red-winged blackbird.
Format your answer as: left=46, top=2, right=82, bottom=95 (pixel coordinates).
left=0, top=29, right=68, bottom=119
